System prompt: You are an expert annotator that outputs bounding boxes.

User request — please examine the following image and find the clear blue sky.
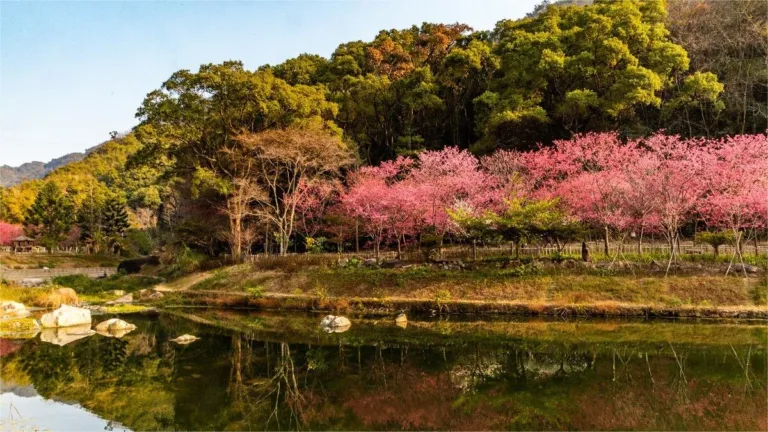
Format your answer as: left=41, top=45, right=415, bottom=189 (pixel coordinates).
left=0, top=0, right=539, bottom=166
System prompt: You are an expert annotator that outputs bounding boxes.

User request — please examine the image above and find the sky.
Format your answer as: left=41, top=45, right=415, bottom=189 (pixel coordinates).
left=0, top=0, right=539, bottom=167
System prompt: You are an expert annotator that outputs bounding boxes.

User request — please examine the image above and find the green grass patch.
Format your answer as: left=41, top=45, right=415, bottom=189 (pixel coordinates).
left=53, top=274, right=159, bottom=295
left=102, top=304, right=150, bottom=314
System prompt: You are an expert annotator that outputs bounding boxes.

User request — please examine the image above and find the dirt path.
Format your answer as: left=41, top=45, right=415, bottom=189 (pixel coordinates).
left=153, top=271, right=213, bottom=292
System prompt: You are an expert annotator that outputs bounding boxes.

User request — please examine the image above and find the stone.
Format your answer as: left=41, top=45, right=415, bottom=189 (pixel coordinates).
left=395, top=321, right=408, bottom=329
left=732, top=263, right=759, bottom=274
left=320, top=315, right=351, bottom=329
left=363, top=258, right=378, bottom=267
left=380, top=259, right=403, bottom=269
left=19, top=278, right=44, bottom=287
left=40, top=324, right=95, bottom=346
left=112, top=290, right=126, bottom=296
left=95, top=318, right=136, bottom=332
left=0, top=301, right=29, bottom=319
left=40, top=305, right=92, bottom=328
left=106, top=293, right=133, bottom=305
left=148, top=291, right=165, bottom=300
left=395, top=312, right=407, bottom=323
left=337, top=258, right=349, bottom=267
left=171, top=334, right=199, bottom=344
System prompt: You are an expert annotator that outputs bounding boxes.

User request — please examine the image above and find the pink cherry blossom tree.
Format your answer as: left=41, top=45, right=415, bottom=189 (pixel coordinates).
left=698, top=134, right=768, bottom=274
left=0, top=222, right=23, bottom=246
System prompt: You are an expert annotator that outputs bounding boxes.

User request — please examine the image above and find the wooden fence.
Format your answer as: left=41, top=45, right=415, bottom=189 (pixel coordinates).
left=244, top=240, right=767, bottom=263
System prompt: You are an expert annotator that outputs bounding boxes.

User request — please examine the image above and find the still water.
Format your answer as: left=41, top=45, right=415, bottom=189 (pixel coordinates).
left=1, top=310, right=766, bottom=431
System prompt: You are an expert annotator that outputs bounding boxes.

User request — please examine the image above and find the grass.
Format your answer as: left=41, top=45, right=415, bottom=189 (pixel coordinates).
left=0, top=253, right=120, bottom=269
left=0, top=317, right=40, bottom=337
left=53, top=274, right=160, bottom=295
left=101, top=304, right=151, bottom=314
left=174, top=257, right=768, bottom=311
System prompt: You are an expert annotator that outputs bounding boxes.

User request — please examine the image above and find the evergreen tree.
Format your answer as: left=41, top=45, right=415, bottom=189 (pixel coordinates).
left=25, top=182, right=75, bottom=251
left=102, top=196, right=130, bottom=254
left=77, top=191, right=104, bottom=253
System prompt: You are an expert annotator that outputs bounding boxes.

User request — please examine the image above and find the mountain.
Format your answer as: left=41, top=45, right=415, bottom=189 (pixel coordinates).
left=1, top=151, right=91, bottom=187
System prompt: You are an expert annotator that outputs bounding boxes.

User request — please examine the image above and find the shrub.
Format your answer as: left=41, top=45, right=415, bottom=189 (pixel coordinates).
left=696, top=231, right=735, bottom=257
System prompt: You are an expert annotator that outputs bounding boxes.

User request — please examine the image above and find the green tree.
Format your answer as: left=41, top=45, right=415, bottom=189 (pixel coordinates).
left=25, top=182, right=75, bottom=251
left=477, top=0, right=717, bottom=152
left=76, top=188, right=104, bottom=254
left=102, top=196, right=130, bottom=254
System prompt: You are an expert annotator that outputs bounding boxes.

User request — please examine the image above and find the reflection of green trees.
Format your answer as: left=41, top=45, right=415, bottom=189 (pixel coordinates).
left=4, top=313, right=766, bottom=431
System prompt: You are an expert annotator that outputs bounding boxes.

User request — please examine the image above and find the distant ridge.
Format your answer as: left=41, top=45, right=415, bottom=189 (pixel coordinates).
left=0, top=148, right=97, bottom=187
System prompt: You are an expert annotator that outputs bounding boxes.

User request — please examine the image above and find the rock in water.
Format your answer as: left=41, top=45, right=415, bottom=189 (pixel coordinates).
left=40, top=305, right=92, bottom=328
left=395, top=313, right=407, bottom=323
left=0, top=301, right=30, bottom=319
left=95, top=318, right=136, bottom=332
left=95, top=319, right=137, bottom=338
left=320, top=315, right=351, bottom=329
left=40, top=324, right=95, bottom=346
left=171, top=334, right=199, bottom=344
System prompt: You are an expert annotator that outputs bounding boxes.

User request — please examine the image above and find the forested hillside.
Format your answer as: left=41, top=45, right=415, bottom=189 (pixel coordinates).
left=1, top=0, right=765, bottom=259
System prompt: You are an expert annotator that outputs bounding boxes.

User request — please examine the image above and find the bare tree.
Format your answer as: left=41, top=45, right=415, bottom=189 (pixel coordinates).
left=236, top=127, right=353, bottom=255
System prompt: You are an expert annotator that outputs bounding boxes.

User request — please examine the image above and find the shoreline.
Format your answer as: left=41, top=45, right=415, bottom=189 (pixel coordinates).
left=159, top=290, right=768, bottom=320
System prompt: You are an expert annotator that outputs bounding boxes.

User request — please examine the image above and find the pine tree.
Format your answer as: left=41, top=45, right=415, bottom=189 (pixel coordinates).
left=102, top=196, right=130, bottom=254
left=25, top=182, right=75, bottom=252
left=77, top=191, right=104, bottom=254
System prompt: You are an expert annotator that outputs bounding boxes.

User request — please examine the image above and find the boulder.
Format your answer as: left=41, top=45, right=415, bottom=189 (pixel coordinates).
left=112, top=290, right=126, bottom=296
left=0, top=301, right=29, bottom=319
left=19, top=278, right=44, bottom=287
left=148, top=291, right=165, bottom=300
left=106, top=293, right=133, bottom=305
left=363, top=258, right=378, bottom=267
left=40, top=305, right=92, bottom=328
left=320, top=315, right=351, bottom=329
left=171, top=334, right=199, bottom=344
left=732, top=263, right=760, bottom=274
left=380, top=259, right=403, bottom=269
left=95, top=318, right=136, bottom=332
left=395, top=312, right=407, bottom=323
left=395, top=321, right=408, bottom=329
left=40, top=324, right=95, bottom=346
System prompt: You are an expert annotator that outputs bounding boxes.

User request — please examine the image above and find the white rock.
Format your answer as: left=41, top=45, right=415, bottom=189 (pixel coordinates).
left=171, top=334, right=199, bottom=344
left=395, top=313, right=407, bottom=323
left=40, top=305, right=92, bottom=328
left=95, top=318, right=136, bottom=332
left=40, top=324, right=95, bottom=346
left=0, top=301, right=29, bottom=319
left=320, top=315, right=351, bottom=329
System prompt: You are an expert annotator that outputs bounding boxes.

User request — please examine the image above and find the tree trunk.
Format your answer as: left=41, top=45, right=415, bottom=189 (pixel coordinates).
left=754, top=234, right=759, bottom=256
left=603, top=226, right=610, bottom=256
left=355, top=221, right=359, bottom=253
left=637, top=227, right=644, bottom=254
left=713, top=245, right=719, bottom=257
left=581, top=241, right=591, bottom=262
left=472, top=239, right=477, bottom=261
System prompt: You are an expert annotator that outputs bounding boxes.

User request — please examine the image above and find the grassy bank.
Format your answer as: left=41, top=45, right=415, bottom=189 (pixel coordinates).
left=149, top=258, right=768, bottom=319
left=0, top=253, right=120, bottom=269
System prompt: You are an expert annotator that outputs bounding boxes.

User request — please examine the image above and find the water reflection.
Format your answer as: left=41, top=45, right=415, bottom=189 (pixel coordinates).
left=0, top=312, right=765, bottom=431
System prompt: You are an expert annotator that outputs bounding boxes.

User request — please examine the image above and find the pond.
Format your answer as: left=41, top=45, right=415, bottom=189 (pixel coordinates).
left=1, top=310, right=766, bottom=431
